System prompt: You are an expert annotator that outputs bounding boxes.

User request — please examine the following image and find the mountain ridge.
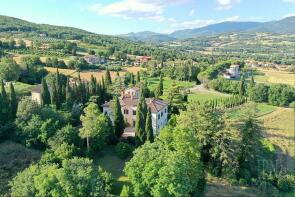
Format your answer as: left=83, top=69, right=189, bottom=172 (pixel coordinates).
left=120, top=16, right=295, bottom=42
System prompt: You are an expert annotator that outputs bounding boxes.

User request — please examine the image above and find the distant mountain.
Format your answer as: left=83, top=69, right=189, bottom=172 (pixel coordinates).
left=119, top=31, right=176, bottom=43
left=170, top=21, right=261, bottom=39
left=121, top=16, right=295, bottom=42
left=249, top=16, right=295, bottom=34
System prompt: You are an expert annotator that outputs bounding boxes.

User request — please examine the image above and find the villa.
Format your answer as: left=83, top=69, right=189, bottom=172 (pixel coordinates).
left=102, top=87, right=168, bottom=135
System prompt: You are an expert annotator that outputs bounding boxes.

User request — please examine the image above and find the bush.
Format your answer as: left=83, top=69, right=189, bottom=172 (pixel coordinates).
left=115, top=142, right=133, bottom=159
left=277, top=174, right=295, bottom=192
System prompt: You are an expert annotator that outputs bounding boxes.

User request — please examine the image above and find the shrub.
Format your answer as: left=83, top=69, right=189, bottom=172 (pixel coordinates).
left=115, top=142, right=133, bottom=159
left=277, top=174, right=295, bottom=192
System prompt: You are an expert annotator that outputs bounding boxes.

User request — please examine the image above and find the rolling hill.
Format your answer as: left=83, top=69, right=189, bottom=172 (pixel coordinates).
left=120, top=16, right=295, bottom=42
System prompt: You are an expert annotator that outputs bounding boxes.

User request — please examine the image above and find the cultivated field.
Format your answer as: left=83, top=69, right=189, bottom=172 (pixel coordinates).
left=45, top=66, right=145, bottom=81
left=259, top=108, right=295, bottom=157
left=255, top=68, right=295, bottom=86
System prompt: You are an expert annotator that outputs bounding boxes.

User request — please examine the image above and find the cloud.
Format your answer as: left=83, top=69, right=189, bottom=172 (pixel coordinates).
left=282, top=0, right=295, bottom=4
left=282, top=13, right=295, bottom=18
left=189, top=9, right=195, bottom=16
left=90, top=0, right=187, bottom=21
left=171, top=15, right=240, bottom=30
left=217, top=0, right=240, bottom=10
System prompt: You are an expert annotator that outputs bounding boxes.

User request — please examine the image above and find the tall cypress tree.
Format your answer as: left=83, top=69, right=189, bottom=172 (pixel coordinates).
left=135, top=93, right=147, bottom=145
left=136, top=71, right=140, bottom=84
left=9, top=82, right=17, bottom=119
left=65, top=78, right=73, bottom=106
left=159, top=74, right=164, bottom=95
left=89, top=75, right=97, bottom=96
left=105, top=69, right=112, bottom=87
left=145, top=107, right=154, bottom=143
left=51, top=82, right=58, bottom=108
left=239, top=75, right=245, bottom=96
left=113, top=96, right=125, bottom=137
left=41, top=78, right=51, bottom=106
left=0, top=80, right=9, bottom=121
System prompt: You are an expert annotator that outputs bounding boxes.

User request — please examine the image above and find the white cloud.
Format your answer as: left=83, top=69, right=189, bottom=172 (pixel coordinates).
left=282, top=13, right=295, bottom=18
left=171, top=15, right=240, bottom=30
left=90, top=0, right=186, bottom=21
left=217, top=0, right=240, bottom=10
left=282, top=0, right=295, bottom=4
left=189, top=9, right=195, bottom=16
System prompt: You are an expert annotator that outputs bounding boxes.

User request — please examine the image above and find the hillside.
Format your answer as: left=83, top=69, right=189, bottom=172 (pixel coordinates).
left=119, top=31, right=175, bottom=43
left=121, top=16, right=295, bottom=42
left=171, top=21, right=261, bottom=39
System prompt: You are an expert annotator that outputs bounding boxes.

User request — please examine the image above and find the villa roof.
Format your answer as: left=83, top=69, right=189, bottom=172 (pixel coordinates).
left=102, top=96, right=168, bottom=113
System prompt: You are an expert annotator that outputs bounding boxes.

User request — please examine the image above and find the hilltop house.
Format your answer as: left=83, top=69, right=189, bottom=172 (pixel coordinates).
left=134, top=56, right=152, bottom=66
left=102, top=87, right=168, bottom=135
left=84, top=55, right=106, bottom=65
left=223, top=64, right=240, bottom=79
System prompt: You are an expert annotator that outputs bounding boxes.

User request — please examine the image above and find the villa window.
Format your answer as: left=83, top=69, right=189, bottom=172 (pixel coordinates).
left=133, top=110, right=136, bottom=115
left=158, top=114, right=160, bottom=120
left=124, top=109, right=129, bottom=114
left=161, top=112, right=163, bottom=117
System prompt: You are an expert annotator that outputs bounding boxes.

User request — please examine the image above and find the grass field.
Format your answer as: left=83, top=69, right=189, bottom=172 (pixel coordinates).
left=0, top=141, right=41, bottom=195
left=227, top=103, right=278, bottom=120
left=254, top=68, right=295, bottom=86
left=93, top=146, right=129, bottom=195
left=259, top=108, right=295, bottom=159
left=205, top=176, right=259, bottom=197
left=147, top=77, right=195, bottom=91
left=188, top=92, right=228, bottom=103
left=5, top=82, right=36, bottom=96
left=45, top=66, right=145, bottom=82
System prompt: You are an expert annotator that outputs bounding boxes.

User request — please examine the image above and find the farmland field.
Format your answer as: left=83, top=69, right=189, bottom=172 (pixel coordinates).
left=45, top=66, right=145, bottom=81
left=147, top=77, right=195, bottom=91
left=254, top=68, right=295, bottom=85
left=227, top=103, right=278, bottom=120
left=259, top=108, right=295, bottom=157
left=188, top=92, right=228, bottom=103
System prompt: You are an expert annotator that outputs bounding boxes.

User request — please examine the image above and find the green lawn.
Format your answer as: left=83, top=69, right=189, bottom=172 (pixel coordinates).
left=93, top=146, right=129, bottom=195
left=5, top=82, right=36, bottom=96
left=0, top=141, right=41, bottom=196
left=227, top=103, right=278, bottom=120
left=147, top=77, right=195, bottom=91
left=188, top=92, right=228, bottom=103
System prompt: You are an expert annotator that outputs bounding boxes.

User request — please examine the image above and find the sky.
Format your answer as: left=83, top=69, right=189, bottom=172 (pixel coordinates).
left=0, top=0, right=294, bottom=35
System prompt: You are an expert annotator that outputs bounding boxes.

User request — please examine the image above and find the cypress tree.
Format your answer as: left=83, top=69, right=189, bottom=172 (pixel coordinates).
left=65, top=78, right=73, bottom=106
left=56, top=68, right=62, bottom=103
left=113, top=96, right=125, bottom=137
left=145, top=107, right=154, bottom=143
left=51, top=82, right=58, bottom=108
left=136, top=71, right=140, bottom=84
left=41, top=78, right=51, bottom=106
left=159, top=74, right=164, bottom=95
left=9, top=83, right=17, bottom=119
left=89, top=75, right=97, bottom=96
left=105, top=69, right=112, bottom=86
left=130, top=73, right=135, bottom=85
left=239, top=75, right=245, bottom=96
left=135, top=95, right=147, bottom=145
left=0, top=80, right=9, bottom=121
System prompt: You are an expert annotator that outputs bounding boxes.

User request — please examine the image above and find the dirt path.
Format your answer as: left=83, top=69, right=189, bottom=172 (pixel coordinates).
left=189, top=84, right=229, bottom=96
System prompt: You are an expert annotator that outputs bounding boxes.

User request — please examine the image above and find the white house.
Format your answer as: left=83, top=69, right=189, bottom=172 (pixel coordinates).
left=102, top=87, right=168, bottom=135
left=224, top=64, right=240, bottom=79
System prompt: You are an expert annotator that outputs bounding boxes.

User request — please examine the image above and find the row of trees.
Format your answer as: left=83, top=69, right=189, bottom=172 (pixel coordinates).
left=0, top=81, right=17, bottom=139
